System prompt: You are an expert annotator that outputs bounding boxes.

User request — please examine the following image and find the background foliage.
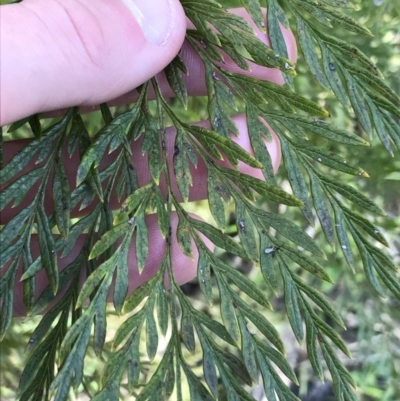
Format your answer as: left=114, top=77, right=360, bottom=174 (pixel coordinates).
left=1, top=0, right=399, bottom=400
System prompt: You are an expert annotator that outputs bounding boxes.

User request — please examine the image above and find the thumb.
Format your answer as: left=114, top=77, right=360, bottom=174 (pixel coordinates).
left=0, top=0, right=186, bottom=125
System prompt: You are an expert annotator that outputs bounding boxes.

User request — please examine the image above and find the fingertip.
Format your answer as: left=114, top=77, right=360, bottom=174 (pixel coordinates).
left=0, top=0, right=187, bottom=125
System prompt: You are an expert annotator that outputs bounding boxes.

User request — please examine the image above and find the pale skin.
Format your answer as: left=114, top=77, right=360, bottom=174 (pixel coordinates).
left=0, top=0, right=297, bottom=316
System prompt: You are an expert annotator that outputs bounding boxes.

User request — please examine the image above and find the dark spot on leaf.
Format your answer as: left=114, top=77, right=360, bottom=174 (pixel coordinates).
left=129, top=164, right=135, bottom=171
left=174, top=145, right=180, bottom=157
left=329, top=63, right=335, bottom=71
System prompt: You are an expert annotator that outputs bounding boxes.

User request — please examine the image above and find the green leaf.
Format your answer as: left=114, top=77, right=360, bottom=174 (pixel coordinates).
left=202, top=346, right=218, bottom=398
left=135, top=212, right=149, bottom=273
left=0, top=258, right=19, bottom=340
left=198, top=247, right=213, bottom=304
left=304, top=314, right=324, bottom=380
left=296, top=17, right=330, bottom=90
left=236, top=201, right=259, bottom=264
left=220, top=168, right=304, bottom=206
left=53, top=161, right=71, bottom=238
left=116, top=182, right=153, bottom=221
left=319, top=174, right=386, bottom=216
left=189, top=217, right=248, bottom=259
left=146, top=300, right=159, bottom=361
left=280, top=137, right=314, bottom=224
left=165, top=55, right=188, bottom=108
left=280, top=263, right=304, bottom=343
left=113, top=249, right=130, bottom=314
left=0, top=203, right=34, bottom=253
left=177, top=217, right=194, bottom=259
left=238, top=316, right=258, bottom=382
left=260, top=234, right=279, bottom=294
left=1, top=111, right=72, bottom=185
left=181, top=309, right=196, bottom=354
left=113, top=310, right=144, bottom=349
left=331, top=203, right=355, bottom=270
left=174, top=128, right=194, bottom=202
left=251, top=206, right=324, bottom=257
left=216, top=274, right=239, bottom=343
left=310, top=308, right=352, bottom=358
left=186, top=124, right=262, bottom=168
left=207, top=170, right=227, bottom=229
left=339, top=201, right=388, bottom=247
left=339, top=57, right=400, bottom=108
left=374, top=263, right=400, bottom=300
left=215, top=256, right=272, bottom=309
left=0, top=167, right=44, bottom=210
left=255, top=337, right=299, bottom=385
left=37, top=204, right=58, bottom=294
left=240, top=0, right=264, bottom=32
left=320, top=43, right=349, bottom=107
left=267, top=0, right=294, bottom=88
left=77, top=108, right=137, bottom=185
left=182, top=359, right=214, bottom=401
left=245, top=103, right=276, bottom=183
left=205, top=63, right=240, bottom=138
left=309, top=172, right=336, bottom=250
left=272, top=112, right=370, bottom=146
left=297, top=142, right=368, bottom=177
left=193, top=309, right=236, bottom=346
left=123, top=274, right=159, bottom=314
left=76, top=256, right=116, bottom=309
left=156, top=283, right=168, bottom=336
left=215, top=349, right=252, bottom=386
left=294, top=275, right=345, bottom=328
left=276, top=240, right=333, bottom=283
left=233, top=294, right=285, bottom=354
left=314, top=5, right=373, bottom=36
left=345, top=75, right=373, bottom=136
left=89, top=224, right=127, bottom=260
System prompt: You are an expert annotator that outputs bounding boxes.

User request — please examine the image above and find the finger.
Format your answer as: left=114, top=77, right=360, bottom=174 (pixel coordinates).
left=1, top=114, right=280, bottom=222
left=12, top=212, right=212, bottom=316
left=0, top=0, right=186, bottom=126
left=60, top=7, right=298, bottom=113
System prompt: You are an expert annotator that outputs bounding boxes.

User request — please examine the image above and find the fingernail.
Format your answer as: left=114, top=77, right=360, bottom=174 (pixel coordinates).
left=121, top=0, right=173, bottom=46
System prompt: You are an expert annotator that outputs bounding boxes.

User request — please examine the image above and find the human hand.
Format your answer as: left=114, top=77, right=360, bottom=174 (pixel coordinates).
left=0, top=0, right=296, bottom=316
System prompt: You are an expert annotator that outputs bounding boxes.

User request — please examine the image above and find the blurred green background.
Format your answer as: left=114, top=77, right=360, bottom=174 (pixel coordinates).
left=1, top=0, right=399, bottom=400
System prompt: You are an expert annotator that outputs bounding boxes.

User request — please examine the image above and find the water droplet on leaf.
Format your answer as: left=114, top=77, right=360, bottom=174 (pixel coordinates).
left=285, top=62, right=295, bottom=71
left=212, top=72, right=220, bottom=80
left=238, top=219, right=245, bottom=232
